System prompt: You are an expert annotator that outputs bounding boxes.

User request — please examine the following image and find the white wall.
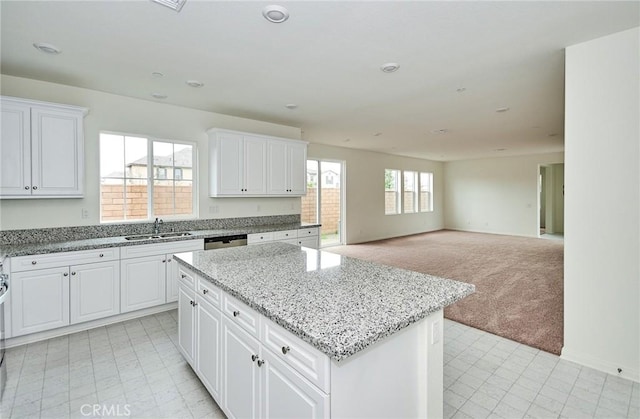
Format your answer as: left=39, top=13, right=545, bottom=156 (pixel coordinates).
left=563, top=27, right=639, bottom=381
left=308, top=144, right=444, bottom=244
left=0, top=75, right=301, bottom=230
left=443, top=153, right=564, bottom=237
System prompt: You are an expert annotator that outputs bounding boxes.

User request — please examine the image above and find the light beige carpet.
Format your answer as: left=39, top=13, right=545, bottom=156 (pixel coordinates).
left=327, top=230, right=564, bottom=355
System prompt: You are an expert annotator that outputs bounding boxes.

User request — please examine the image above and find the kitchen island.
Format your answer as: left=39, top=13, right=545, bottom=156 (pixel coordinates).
left=174, top=243, right=474, bottom=418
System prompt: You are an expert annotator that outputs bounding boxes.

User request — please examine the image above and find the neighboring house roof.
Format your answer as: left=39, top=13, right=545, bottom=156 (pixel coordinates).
left=128, top=147, right=192, bottom=168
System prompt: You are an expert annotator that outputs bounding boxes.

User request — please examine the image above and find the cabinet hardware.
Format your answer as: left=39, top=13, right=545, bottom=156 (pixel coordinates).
left=32, top=186, right=38, bottom=190
left=24, top=186, right=30, bottom=190
left=162, top=259, right=166, bottom=263
left=282, top=346, right=290, bottom=355
left=99, top=253, right=104, bottom=257
left=203, top=289, right=208, bottom=294
left=257, top=359, right=265, bottom=367
left=167, top=259, right=172, bottom=263
left=181, top=274, right=187, bottom=278
left=233, top=310, right=240, bottom=317
left=251, top=354, right=258, bottom=362
left=31, top=261, right=37, bottom=265
left=71, top=272, right=76, bottom=276
left=63, top=272, right=68, bottom=276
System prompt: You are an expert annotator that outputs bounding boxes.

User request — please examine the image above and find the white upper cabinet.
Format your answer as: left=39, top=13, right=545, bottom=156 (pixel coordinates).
left=208, top=128, right=307, bottom=197
left=0, top=96, right=87, bottom=198
left=267, top=140, right=307, bottom=196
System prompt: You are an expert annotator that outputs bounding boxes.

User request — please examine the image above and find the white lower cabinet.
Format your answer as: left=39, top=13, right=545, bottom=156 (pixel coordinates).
left=178, top=266, right=329, bottom=419
left=248, top=227, right=320, bottom=249
left=120, top=255, right=167, bottom=313
left=70, top=260, right=120, bottom=324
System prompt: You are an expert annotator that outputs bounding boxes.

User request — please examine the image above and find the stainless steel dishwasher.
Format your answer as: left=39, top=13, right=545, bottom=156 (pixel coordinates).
left=204, top=234, right=248, bottom=250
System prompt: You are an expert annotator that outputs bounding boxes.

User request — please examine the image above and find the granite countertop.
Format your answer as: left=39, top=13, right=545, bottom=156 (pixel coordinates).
left=173, top=242, right=475, bottom=362
left=0, top=222, right=320, bottom=257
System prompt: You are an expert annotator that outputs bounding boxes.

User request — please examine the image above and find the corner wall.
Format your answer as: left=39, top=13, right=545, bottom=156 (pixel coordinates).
left=563, top=27, right=639, bottom=381
left=443, top=153, right=564, bottom=237
left=0, top=75, right=301, bottom=230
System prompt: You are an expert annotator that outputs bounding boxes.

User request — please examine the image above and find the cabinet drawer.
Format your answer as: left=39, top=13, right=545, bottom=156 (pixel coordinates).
left=222, top=293, right=261, bottom=338
left=12, top=247, right=119, bottom=272
left=263, top=320, right=330, bottom=393
left=120, top=239, right=203, bottom=259
left=273, top=230, right=297, bottom=240
left=247, top=232, right=273, bottom=244
left=178, top=266, right=197, bottom=289
left=297, top=228, right=319, bottom=238
left=197, top=277, right=221, bottom=309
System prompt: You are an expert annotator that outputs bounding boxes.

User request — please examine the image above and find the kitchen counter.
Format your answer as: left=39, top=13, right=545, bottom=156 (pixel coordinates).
left=174, top=242, right=474, bottom=361
left=0, top=222, right=320, bottom=257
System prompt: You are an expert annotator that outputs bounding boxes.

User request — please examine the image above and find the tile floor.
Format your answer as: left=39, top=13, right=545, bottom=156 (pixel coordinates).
left=1, top=311, right=637, bottom=418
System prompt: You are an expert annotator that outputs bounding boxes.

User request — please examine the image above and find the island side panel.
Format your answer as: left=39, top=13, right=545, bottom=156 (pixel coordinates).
left=330, top=310, right=444, bottom=418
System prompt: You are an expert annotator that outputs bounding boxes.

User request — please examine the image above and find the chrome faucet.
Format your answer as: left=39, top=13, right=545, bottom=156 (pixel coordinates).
left=154, top=218, right=163, bottom=234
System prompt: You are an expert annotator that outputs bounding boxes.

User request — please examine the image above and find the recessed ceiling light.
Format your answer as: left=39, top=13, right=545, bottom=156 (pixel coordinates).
left=494, top=148, right=507, bottom=152
left=373, top=132, right=382, bottom=137
left=380, top=63, right=400, bottom=73
left=151, top=72, right=164, bottom=78
left=548, top=133, right=558, bottom=137
left=151, top=93, right=168, bottom=99
left=285, top=104, right=298, bottom=109
left=496, top=107, right=510, bottom=113
left=430, top=129, right=449, bottom=135
left=456, top=87, right=466, bottom=93
left=151, top=0, right=187, bottom=12
left=33, top=42, right=62, bottom=54
left=186, top=80, right=204, bottom=88
left=262, top=5, right=289, bottom=23
left=343, top=138, right=351, bottom=142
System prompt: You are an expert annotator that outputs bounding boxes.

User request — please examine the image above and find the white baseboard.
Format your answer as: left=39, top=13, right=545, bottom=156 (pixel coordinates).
left=5, top=302, right=177, bottom=349
left=561, top=346, right=640, bottom=383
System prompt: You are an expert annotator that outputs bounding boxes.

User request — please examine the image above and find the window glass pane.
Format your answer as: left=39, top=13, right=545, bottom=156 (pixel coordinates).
left=420, top=172, right=433, bottom=212
left=385, top=169, right=401, bottom=215
left=174, top=144, right=193, bottom=180
left=174, top=180, right=193, bottom=216
left=125, top=180, right=148, bottom=220
left=100, top=134, right=124, bottom=178
left=302, top=160, right=319, bottom=224
left=403, top=171, right=417, bottom=213
left=125, top=136, right=148, bottom=179
left=100, top=178, right=125, bottom=222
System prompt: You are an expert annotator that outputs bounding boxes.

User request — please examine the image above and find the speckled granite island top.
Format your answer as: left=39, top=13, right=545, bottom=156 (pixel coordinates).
left=173, top=242, right=475, bottom=361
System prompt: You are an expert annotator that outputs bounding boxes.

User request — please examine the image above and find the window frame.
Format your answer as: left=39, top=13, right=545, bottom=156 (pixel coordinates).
left=384, top=168, right=402, bottom=215
left=99, top=131, right=198, bottom=223
left=403, top=170, right=418, bottom=213
left=419, top=172, right=434, bottom=212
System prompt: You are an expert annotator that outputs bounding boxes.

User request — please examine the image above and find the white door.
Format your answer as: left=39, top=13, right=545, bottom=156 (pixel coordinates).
left=120, top=255, right=166, bottom=313
left=243, top=136, right=267, bottom=195
left=216, top=133, right=244, bottom=195
left=178, top=285, right=196, bottom=365
left=287, top=143, right=307, bottom=195
left=166, top=255, right=179, bottom=303
left=0, top=101, right=31, bottom=196
left=70, top=260, right=120, bottom=324
left=267, top=140, right=288, bottom=194
left=196, top=297, right=222, bottom=400
left=261, top=350, right=329, bottom=419
left=30, top=106, right=83, bottom=196
left=11, top=267, right=70, bottom=336
left=222, top=318, right=260, bottom=419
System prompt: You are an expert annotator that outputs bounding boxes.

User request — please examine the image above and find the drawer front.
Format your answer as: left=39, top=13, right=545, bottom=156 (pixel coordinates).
left=222, top=293, right=261, bottom=338
left=12, top=247, right=119, bottom=272
left=273, top=230, right=297, bottom=240
left=178, top=266, right=197, bottom=289
left=197, top=277, right=222, bottom=309
left=120, top=239, right=204, bottom=259
left=297, top=228, right=319, bottom=238
left=263, top=320, right=330, bottom=392
left=247, top=232, right=273, bottom=245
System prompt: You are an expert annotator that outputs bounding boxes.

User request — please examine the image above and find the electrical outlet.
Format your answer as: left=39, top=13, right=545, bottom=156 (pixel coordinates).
left=257, top=205, right=261, bottom=212
left=209, top=206, right=219, bottom=214
left=81, top=208, right=89, bottom=219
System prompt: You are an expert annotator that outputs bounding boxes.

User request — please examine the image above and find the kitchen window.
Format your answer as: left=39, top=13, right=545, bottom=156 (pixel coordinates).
left=99, top=133, right=196, bottom=222
left=385, top=169, right=401, bottom=215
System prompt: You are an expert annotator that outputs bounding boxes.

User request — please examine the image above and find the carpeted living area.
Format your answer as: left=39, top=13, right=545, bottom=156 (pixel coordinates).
left=327, top=230, right=564, bottom=355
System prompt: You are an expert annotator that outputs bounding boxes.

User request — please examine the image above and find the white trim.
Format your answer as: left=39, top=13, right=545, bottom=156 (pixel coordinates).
left=561, top=346, right=640, bottom=383
left=1, top=95, right=88, bottom=116
left=4, top=302, right=177, bottom=349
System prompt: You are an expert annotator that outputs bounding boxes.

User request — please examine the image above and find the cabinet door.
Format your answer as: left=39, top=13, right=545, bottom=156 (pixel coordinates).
left=222, top=317, right=261, bottom=419
left=215, top=133, right=244, bottom=195
left=178, top=285, right=196, bottom=365
left=30, top=106, right=83, bottom=196
left=166, top=254, right=179, bottom=303
left=196, top=297, right=222, bottom=401
left=70, top=261, right=120, bottom=324
left=0, top=101, right=31, bottom=196
left=267, top=140, right=288, bottom=195
left=243, top=136, right=267, bottom=195
left=11, top=267, right=70, bottom=336
left=287, top=142, right=307, bottom=195
left=261, top=349, right=329, bottom=419
left=120, top=255, right=166, bottom=313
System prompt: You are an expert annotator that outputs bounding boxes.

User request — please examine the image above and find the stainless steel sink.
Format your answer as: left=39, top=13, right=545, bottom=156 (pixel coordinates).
left=124, top=232, right=192, bottom=241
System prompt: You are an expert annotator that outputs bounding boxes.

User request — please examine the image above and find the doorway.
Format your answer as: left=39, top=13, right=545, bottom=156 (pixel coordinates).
left=539, top=163, right=564, bottom=238
left=301, top=159, right=344, bottom=247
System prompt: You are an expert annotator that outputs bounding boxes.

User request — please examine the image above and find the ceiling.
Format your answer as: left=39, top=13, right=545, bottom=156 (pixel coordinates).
left=1, top=1, right=638, bottom=161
